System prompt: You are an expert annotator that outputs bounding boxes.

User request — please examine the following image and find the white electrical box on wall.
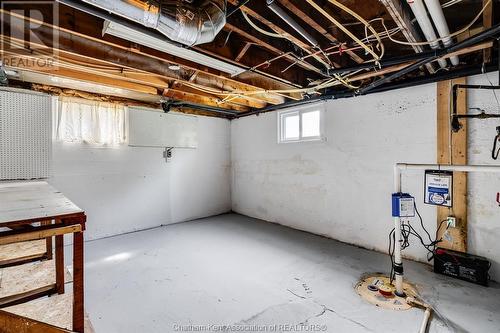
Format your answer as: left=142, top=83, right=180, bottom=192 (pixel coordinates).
left=128, top=107, right=198, bottom=148
left=0, top=88, right=51, bottom=180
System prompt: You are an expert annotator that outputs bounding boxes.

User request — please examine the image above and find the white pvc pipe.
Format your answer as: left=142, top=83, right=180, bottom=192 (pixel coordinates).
left=397, top=163, right=500, bottom=173
left=407, top=297, right=433, bottom=333
left=423, top=0, right=460, bottom=65
left=392, top=163, right=500, bottom=296
left=393, top=165, right=404, bottom=295
left=407, top=0, right=448, bottom=68
left=419, top=307, right=432, bottom=333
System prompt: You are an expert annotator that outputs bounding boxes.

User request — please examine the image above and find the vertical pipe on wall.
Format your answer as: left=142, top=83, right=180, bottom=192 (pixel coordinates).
left=407, top=0, right=448, bottom=68
left=423, top=0, right=459, bottom=65
left=393, top=165, right=404, bottom=296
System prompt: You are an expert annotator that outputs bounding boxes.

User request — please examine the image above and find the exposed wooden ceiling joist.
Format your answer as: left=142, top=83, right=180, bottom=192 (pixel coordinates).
left=226, top=0, right=332, bottom=70
left=275, top=0, right=364, bottom=65
left=224, top=23, right=324, bottom=75
left=0, top=9, right=301, bottom=108
left=378, top=0, right=426, bottom=55
left=482, top=0, right=493, bottom=62
left=0, top=0, right=497, bottom=117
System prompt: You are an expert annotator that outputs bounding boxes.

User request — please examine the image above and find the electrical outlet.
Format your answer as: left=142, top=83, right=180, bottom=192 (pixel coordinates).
left=447, top=216, right=457, bottom=228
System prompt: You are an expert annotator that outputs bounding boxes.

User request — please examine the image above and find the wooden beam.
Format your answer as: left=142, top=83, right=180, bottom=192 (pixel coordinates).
left=232, top=1, right=312, bottom=50
left=0, top=285, right=56, bottom=308
left=436, top=78, right=468, bottom=252
left=227, top=0, right=330, bottom=69
left=0, top=309, right=73, bottom=333
left=276, top=0, right=363, bottom=64
left=0, top=225, right=82, bottom=246
left=72, top=231, right=84, bottom=333
left=0, top=9, right=292, bottom=105
left=41, top=220, right=52, bottom=260
left=224, top=23, right=324, bottom=75
left=0, top=253, right=47, bottom=268
left=482, top=0, right=493, bottom=63
left=378, top=0, right=430, bottom=72
left=379, top=0, right=424, bottom=53
left=30, top=84, right=163, bottom=110
left=235, top=42, right=253, bottom=62
left=444, top=41, right=493, bottom=59
left=336, top=41, right=493, bottom=86
left=0, top=44, right=256, bottom=111
left=189, top=71, right=199, bottom=82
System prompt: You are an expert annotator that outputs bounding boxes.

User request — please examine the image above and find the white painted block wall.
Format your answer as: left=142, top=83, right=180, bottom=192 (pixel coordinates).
left=50, top=114, right=231, bottom=241
left=467, top=72, right=500, bottom=279
left=231, top=72, right=500, bottom=280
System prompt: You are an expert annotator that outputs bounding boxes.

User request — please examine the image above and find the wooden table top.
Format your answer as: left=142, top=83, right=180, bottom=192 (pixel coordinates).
left=0, top=181, right=83, bottom=225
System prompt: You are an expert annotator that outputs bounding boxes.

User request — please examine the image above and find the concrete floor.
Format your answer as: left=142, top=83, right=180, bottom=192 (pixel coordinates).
left=76, top=213, right=500, bottom=333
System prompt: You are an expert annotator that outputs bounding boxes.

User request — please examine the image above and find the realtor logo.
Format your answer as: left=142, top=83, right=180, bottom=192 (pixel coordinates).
left=1, top=1, right=58, bottom=70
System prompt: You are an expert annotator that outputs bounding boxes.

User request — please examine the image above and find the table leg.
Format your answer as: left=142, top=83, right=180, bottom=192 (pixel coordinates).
left=41, top=220, right=53, bottom=260
left=55, top=219, right=65, bottom=295
left=73, top=230, right=84, bottom=333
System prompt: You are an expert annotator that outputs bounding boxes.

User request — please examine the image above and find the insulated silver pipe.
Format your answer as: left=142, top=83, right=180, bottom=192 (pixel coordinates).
left=266, top=0, right=319, bottom=48
left=77, top=0, right=226, bottom=46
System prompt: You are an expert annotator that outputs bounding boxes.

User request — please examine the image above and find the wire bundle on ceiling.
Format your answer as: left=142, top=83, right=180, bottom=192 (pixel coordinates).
left=224, top=0, right=494, bottom=98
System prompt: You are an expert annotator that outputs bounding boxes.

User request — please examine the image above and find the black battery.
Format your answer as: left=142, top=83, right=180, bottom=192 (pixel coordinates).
left=433, top=248, right=490, bottom=286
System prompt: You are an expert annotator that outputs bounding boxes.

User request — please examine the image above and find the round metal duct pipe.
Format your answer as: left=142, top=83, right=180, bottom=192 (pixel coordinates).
left=78, top=0, right=226, bottom=46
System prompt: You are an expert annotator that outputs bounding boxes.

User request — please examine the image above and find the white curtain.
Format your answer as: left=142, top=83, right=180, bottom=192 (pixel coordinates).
left=54, top=97, right=126, bottom=145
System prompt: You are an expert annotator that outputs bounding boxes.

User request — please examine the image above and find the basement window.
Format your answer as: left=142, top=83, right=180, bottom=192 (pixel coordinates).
left=53, top=97, right=126, bottom=145
left=278, top=106, right=324, bottom=143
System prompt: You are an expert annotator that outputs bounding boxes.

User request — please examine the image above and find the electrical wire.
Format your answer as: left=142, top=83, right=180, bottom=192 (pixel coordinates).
left=306, top=0, right=381, bottom=62
left=240, top=10, right=285, bottom=39
left=388, top=203, right=450, bottom=283
left=441, top=0, right=463, bottom=9
left=326, top=0, right=385, bottom=60
left=484, top=71, right=500, bottom=113
left=373, top=0, right=492, bottom=47
left=241, top=8, right=333, bottom=72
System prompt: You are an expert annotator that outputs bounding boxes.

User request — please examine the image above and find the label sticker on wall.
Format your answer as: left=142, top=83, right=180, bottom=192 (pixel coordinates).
left=424, top=170, right=453, bottom=207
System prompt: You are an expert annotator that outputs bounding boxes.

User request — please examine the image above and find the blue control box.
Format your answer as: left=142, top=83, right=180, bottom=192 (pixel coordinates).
left=392, top=193, right=415, bottom=217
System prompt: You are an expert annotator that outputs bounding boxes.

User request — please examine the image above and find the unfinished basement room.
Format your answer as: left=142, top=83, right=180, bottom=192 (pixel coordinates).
left=1, top=0, right=500, bottom=332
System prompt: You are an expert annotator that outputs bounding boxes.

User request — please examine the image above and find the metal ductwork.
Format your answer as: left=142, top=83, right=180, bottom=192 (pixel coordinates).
left=0, top=62, right=8, bottom=86
left=79, top=0, right=226, bottom=46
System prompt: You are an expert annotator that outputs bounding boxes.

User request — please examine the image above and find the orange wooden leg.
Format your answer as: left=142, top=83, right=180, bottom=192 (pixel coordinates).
left=41, top=220, right=53, bottom=260
left=55, top=234, right=65, bottom=294
left=72, top=231, right=84, bottom=333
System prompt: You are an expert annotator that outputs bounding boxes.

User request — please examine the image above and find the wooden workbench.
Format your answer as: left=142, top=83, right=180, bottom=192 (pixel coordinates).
left=0, top=181, right=86, bottom=332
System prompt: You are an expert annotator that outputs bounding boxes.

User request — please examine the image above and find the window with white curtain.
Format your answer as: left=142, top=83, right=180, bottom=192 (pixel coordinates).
left=53, top=97, right=126, bottom=145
